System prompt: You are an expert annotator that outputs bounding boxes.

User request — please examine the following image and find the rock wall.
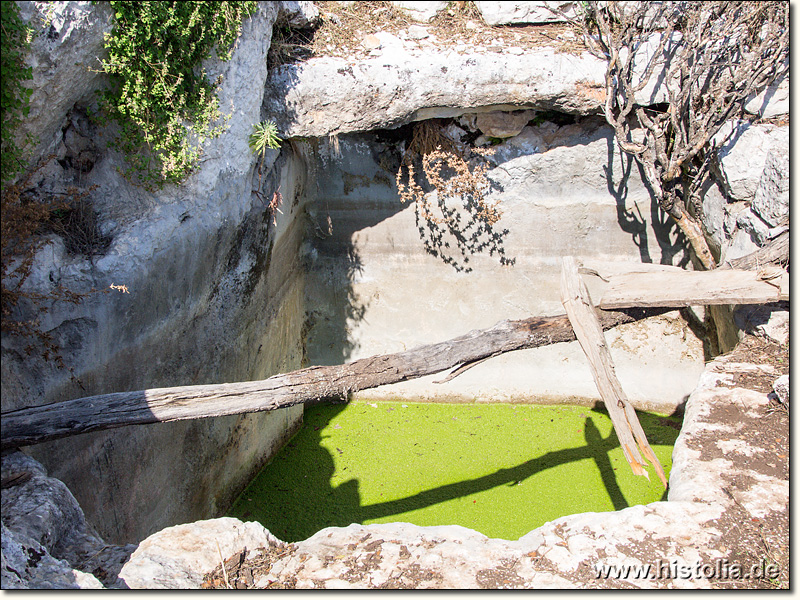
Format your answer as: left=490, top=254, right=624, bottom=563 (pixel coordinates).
left=1, top=2, right=308, bottom=543
left=300, top=121, right=704, bottom=411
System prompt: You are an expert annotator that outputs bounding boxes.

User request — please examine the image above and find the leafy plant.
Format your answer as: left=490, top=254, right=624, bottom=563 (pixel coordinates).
left=249, top=120, right=283, bottom=221
left=1, top=1, right=34, bottom=185
left=248, top=119, right=282, bottom=156
left=98, top=1, right=258, bottom=188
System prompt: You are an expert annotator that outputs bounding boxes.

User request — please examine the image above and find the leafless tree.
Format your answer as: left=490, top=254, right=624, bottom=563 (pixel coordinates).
left=579, top=1, right=789, bottom=269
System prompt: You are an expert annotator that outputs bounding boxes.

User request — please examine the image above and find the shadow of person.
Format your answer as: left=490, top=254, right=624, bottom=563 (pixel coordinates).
left=233, top=406, right=678, bottom=542
left=228, top=402, right=363, bottom=542
left=357, top=414, right=629, bottom=522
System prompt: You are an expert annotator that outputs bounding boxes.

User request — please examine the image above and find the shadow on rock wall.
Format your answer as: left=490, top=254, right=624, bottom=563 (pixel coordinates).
left=604, top=136, right=690, bottom=268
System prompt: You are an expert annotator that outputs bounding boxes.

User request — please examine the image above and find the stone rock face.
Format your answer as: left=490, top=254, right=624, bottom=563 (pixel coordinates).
left=772, top=375, right=789, bottom=405
left=1, top=450, right=135, bottom=588
left=14, top=1, right=113, bottom=165
left=474, top=1, right=578, bottom=25
left=391, top=1, right=447, bottom=22
left=708, top=121, right=788, bottom=260
left=276, top=0, right=319, bottom=27
left=117, top=518, right=281, bottom=589
left=2, top=2, right=306, bottom=544
left=733, top=305, right=789, bottom=347
left=629, top=31, right=682, bottom=105
left=475, top=110, right=537, bottom=138
left=1, top=524, right=103, bottom=590
left=264, top=48, right=606, bottom=138
left=713, top=121, right=789, bottom=204
left=744, top=71, right=789, bottom=119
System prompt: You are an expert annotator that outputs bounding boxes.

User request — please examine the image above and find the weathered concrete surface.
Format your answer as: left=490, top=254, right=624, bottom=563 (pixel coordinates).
left=302, top=121, right=703, bottom=412
left=112, top=325, right=789, bottom=589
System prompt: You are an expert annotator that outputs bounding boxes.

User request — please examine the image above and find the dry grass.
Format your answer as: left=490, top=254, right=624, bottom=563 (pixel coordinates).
left=395, top=121, right=512, bottom=272
left=270, top=1, right=587, bottom=67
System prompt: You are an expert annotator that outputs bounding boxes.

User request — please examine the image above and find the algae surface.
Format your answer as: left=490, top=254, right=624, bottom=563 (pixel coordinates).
left=229, top=401, right=681, bottom=542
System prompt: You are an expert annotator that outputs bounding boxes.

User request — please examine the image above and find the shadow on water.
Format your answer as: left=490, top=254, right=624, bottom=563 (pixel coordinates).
left=229, top=402, right=680, bottom=542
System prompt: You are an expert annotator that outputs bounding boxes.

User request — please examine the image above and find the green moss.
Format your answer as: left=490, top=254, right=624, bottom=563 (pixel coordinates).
left=229, top=401, right=681, bottom=542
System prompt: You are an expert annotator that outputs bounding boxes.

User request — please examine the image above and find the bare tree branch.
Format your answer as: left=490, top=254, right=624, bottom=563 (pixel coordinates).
left=577, top=1, right=789, bottom=270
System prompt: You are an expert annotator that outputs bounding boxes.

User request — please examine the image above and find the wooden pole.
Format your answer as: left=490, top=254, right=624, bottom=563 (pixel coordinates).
left=1, top=308, right=666, bottom=450
left=560, top=256, right=667, bottom=488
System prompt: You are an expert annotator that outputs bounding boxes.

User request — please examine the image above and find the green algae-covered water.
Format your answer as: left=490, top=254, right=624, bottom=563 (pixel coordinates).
left=228, top=401, right=681, bottom=542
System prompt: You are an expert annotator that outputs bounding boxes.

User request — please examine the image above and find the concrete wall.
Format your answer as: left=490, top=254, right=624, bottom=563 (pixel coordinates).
left=302, top=118, right=706, bottom=413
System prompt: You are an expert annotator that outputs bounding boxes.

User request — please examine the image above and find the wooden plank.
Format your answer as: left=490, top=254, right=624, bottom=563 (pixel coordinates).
left=598, top=268, right=788, bottom=309
left=1, top=307, right=669, bottom=450
left=560, top=256, right=667, bottom=487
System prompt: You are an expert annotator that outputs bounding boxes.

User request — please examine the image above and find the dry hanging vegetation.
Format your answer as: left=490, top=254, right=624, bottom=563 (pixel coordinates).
left=577, top=1, right=789, bottom=269
left=0, top=164, right=99, bottom=366
left=396, top=121, right=513, bottom=272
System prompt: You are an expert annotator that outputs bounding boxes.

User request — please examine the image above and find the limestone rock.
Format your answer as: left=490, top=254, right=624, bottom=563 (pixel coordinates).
left=713, top=121, right=789, bottom=203
left=276, top=1, right=319, bottom=28
left=474, top=1, right=578, bottom=25
left=391, top=1, right=447, bottom=22
left=744, top=71, right=789, bottom=119
left=1, top=523, right=103, bottom=590
left=475, top=110, right=536, bottom=138
left=15, top=1, right=114, bottom=165
left=773, top=375, right=789, bottom=404
left=0, top=451, right=135, bottom=588
left=699, top=181, right=728, bottom=254
left=118, top=518, right=280, bottom=589
left=733, top=305, right=789, bottom=347
left=628, top=31, right=682, bottom=106
left=264, top=48, right=606, bottom=138
left=751, top=147, right=789, bottom=228
left=406, top=25, right=430, bottom=40
left=2, top=2, right=311, bottom=545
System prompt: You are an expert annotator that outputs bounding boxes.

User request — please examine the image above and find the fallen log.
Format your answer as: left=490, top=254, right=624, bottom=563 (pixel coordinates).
left=561, top=257, right=667, bottom=488
left=1, top=307, right=668, bottom=450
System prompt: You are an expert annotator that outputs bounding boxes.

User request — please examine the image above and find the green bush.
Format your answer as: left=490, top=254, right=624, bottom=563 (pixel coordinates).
left=1, top=1, right=33, bottom=185
left=99, top=1, right=258, bottom=188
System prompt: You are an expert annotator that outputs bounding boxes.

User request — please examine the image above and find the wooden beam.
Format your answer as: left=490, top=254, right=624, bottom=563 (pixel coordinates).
left=560, top=256, right=667, bottom=487
left=598, top=267, right=788, bottom=309
left=1, top=307, right=668, bottom=450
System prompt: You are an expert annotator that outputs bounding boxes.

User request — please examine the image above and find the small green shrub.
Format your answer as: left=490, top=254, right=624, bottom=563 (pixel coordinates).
left=99, top=1, right=258, bottom=188
left=249, top=119, right=282, bottom=156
